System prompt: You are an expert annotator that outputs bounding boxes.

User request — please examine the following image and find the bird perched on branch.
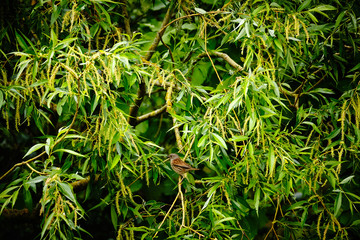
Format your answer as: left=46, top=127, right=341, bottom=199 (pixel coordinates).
left=168, top=153, right=199, bottom=176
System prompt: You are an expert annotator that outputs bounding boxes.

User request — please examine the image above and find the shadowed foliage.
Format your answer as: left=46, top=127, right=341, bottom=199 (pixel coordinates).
left=1, top=0, right=360, bottom=239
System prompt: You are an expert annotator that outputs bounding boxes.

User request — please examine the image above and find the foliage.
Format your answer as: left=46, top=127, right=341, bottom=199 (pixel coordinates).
left=1, top=0, right=360, bottom=239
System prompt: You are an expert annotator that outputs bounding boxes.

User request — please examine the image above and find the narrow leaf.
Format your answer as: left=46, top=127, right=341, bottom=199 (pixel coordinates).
left=254, top=187, right=260, bottom=216
left=54, top=149, right=86, bottom=157
left=211, top=132, right=228, bottom=149
left=23, top=143, right=45, bottom=158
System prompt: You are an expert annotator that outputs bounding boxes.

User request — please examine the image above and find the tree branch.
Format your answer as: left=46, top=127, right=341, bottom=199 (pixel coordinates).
left=136, top=104, right=167, bottom=125
left=144, top=0, right=175, bottom=61
left=128, top=0, right=176, bottom=126
left=120, top=0, right=132, bottom=38
left=196, top=51, right=243, bottom=71
left=1, top=174, right=100, bottom=219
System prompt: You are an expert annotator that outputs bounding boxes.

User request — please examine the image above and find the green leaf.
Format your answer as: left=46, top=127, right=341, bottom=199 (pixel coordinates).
left=229, top=135, right=249, bottom=142
left=334, top=11, right=346, bottom=29
left=23, top=143, right=45, bottom=158
left=326, top=128, right=341, bottom=140
left=268, top=146, right=276, bottom=177
left=309, top=88, right=334, bottom=94
left=287, top=200, right=308, bottom=210
left=254, top=187, right=260, bottom=216
left=274, top=39, right=283, bottom=52
left=41, top=211, right=55, bottom=238
left=211, top=132, right=228, bottom=149
left=26, top=176, right=47, bottom=185
left=309, top=4, right=337, bottom=12
left=202, top=191, right=214, bottom=211
left=340, top=175, right=354, bottom=184
left=195, top=7, right=207, bottom=14
left=298, top=0, right=311, bottom=11
left=349, top=63, right=360, bottom=72
left=327, top=171, right=336, bottom=189
left=110, top=155, right=121, bottom=170
left=197, top=134, right=209, bottom=147
left=54, top=149, right=86, bottom=157
left=15, top=31, right=28, bottom=50
left=286, top=51, right=295, bottom=73
left=182, top=23, right=197, bottom=30
left=58, top=182, right=76, bottom=203
left=334, top=192, right=342, bottom=217
left=303, top=121, right=321, bottom=135
left=111, top=205, right=118, bottom=230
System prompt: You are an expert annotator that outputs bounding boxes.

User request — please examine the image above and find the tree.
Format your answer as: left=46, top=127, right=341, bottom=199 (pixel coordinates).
left=1, top=0, right=360, bottom=239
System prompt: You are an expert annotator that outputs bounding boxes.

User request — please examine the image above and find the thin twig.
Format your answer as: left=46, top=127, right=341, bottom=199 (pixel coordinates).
left=178, top=176, right=186, bottom=228
left=153, top=191, right=180, bottom=238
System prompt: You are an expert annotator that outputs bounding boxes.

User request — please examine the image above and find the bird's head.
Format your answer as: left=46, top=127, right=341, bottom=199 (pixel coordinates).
left=167, top=153, right=179, bottom=161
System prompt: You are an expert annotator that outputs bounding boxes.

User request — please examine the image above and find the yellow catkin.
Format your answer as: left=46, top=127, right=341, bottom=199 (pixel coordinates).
left=357, top=95, right=360, bottom=128
left=300, top=20, right=310, bottom=42
left=129, top=222, right=134, bottom=240
left=126, top=186, right=135, bottom=205
left=108, top=133, right=114, bottom=161
left=116, top=190, right=121, bottom=215
left=1, top=69, right=7, bottom=85
left=323, top=221, right=330, bottom=240
left=70, top=3, right=78, bottom=32
left=285, top=18, right=289, bottom=40
left=105, top=122, right=112, bottom=142
left=116, top=225, right=122, bottom=240
left=25, top=65, right=31, bottom=89
left=317, top=211, right=323, bottom=239
left=66, top=201, right=77, bottom=227
left=341, top=101, right=346, bottom=143
left=95, top=64, right=102, bottom=88
left=140, top=163, right=143, bottom=180
left=97, top=136, right=102, bottom=156
left=40, top=72, right=45, bottom=96
left=15, top=97, right=21, bottom=131
left=352, top=94, right=360, bottom=128
left=66, top=73, right=73, bottom=94
left=120, top=177, right=127, bottom=197
left=4, top=109, right=9, bottom=129
left=124, top=230, right=129, bottom=240
left=145, top=162, right=149, bottom=187
left=49, top=64, right=60, bottom=89
left=223, top=185, right=231, bottom=208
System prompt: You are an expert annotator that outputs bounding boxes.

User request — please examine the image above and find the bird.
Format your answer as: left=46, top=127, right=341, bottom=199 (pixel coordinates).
left=168, top=153, right=199, bottom=176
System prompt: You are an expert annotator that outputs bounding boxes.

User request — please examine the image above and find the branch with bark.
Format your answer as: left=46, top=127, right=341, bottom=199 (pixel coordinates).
left=128, top=0, right=176, bottom=127
left=196, top=51, right=243, bottom=71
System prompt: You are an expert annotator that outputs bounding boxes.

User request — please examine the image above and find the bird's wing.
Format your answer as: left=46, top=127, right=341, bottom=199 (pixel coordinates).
left=173, top=163, right=192, bottom=169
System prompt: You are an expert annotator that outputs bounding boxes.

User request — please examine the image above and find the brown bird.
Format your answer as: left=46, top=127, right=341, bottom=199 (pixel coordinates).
left=168, top=153, right=199, bottom=176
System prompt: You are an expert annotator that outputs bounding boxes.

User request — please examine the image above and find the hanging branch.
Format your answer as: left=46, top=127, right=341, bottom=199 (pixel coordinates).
left=0, top=60, right=89, bottom=181
left=1, top=174, right=100, bottom=218
left=128, top=0, right=176, bottom=126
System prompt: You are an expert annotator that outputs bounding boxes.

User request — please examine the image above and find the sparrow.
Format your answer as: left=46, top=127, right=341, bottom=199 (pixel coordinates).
left=168, top=153, right=199, bottom=176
